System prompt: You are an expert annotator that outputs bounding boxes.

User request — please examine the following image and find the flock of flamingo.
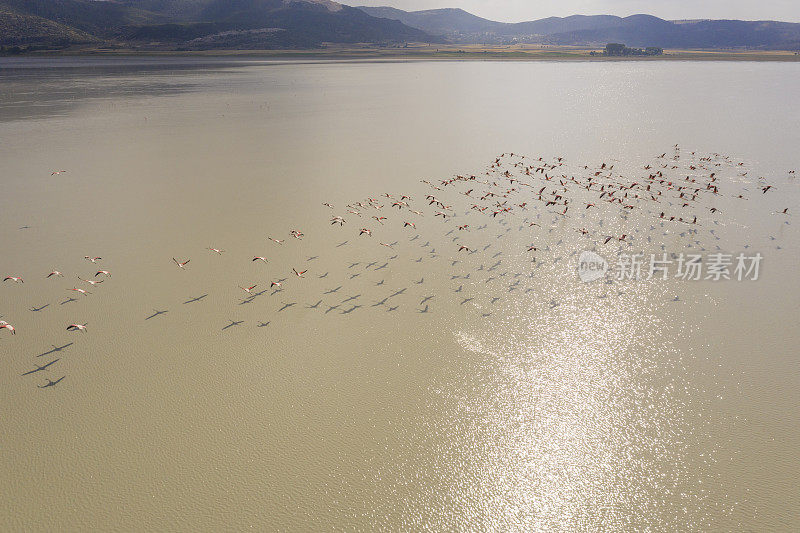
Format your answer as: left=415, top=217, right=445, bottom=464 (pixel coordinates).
left=1, top=146, right=794, bottom=389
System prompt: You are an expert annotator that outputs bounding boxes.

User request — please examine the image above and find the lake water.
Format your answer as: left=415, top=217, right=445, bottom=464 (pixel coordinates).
left=0, top=57, right=798, bottom=530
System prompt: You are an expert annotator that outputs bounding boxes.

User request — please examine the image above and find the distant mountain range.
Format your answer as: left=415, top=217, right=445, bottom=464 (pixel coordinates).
left=0, top=0, right=441, bottom=49
left=1, top=0, right=798, bottom=51
left=356, top=6, right=800, bottom=50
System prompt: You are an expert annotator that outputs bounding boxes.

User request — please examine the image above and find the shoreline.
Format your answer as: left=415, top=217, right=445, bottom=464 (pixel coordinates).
left=5, top=45, right=800, bottom=62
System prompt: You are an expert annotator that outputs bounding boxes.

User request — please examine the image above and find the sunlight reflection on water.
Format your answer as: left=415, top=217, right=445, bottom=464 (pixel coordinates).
left=445, top=275, right=715, bottom=529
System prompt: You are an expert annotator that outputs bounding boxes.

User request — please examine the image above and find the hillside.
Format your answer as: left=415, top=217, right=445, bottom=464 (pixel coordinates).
left=356, top=6, right=800, bottom=49
left=2, top=1, right=799, bottom=51
left=0, top=7, right=98, bottom=46
left=355, top=7, right=506, bottom=35
left=356, top=7, right=623, bottom=39
left=0, top=0, right=440, bottom=49
left=549, top=16, right=800, bottom=49
left=510, top=15, right=624, bottom=37
left=0, top=0, right=162, bottom=35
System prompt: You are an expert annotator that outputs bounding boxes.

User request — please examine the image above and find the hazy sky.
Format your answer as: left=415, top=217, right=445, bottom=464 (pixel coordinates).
left=347, top=1, right=800, bottom=23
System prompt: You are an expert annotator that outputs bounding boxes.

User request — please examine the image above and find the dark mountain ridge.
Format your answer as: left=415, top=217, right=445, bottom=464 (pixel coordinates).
left=2, top=1, right=798, bottom=51
left=356, top=7, right=624, bottom=38
left=0, top=0, right=441, bottom=49
left=356, top=6, right=800, bottom=49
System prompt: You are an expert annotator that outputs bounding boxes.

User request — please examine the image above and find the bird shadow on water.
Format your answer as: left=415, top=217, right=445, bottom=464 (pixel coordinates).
left=145, top=309, right=168, bottom=320
left=30, top=304, right=50, bottom=312
left=38, top=376, right=65, bottom=388
left=37, top=343, right=74, bottom=357
left=240, top=289, right=268, bottom=305
left=22, top=358, right=59, bottom=376
left=222, top=319, right=244, bottom=331
left=184, top=294, right=208, bottom=304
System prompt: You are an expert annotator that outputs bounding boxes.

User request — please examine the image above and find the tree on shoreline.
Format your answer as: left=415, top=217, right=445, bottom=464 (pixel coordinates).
left=604, top=43, right=663, bottom=56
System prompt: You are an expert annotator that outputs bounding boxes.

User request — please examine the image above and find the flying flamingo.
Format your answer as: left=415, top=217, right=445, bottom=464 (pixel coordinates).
left=3, top=276, right=23, bottom=283
left=252, top=257, right=268, bottom=263
left=47, top=271, right=64, bottom=278
left=268, top=237, right=284, bottom=245
left=69, top=288, right=91, bottom=296
left=95, top=270, right=111, bottom=277
left=292, top=268, right=308, bottom=278
left=239, top=284, right=258, bottom=294
left=208, top=247, right=224, bottom=254
left=84, top=256, right=102, bottom=263
left=404, top=221, right=416, bottom=229
left=173, top=258, right=190, bottom=269
left=360, top=228, right=372, bottom=236
left=78, top=276, right=103, bottom=286
left=0, top=321, right=15, bottom=335
left=67, top=323, right=88, bottom=332
left=270, top=281, right=282, bottom=288
left=51, top=170, right=67, bottom=175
